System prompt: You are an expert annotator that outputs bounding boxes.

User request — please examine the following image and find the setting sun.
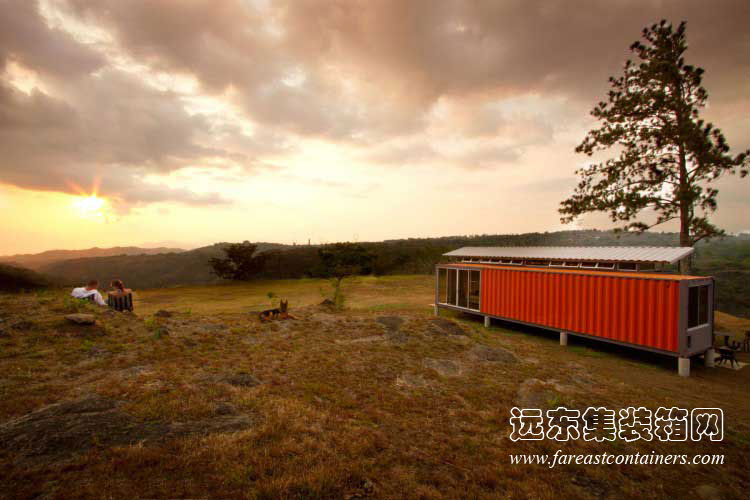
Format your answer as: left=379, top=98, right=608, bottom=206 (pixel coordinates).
left=73, top=195, right=106, bottom=219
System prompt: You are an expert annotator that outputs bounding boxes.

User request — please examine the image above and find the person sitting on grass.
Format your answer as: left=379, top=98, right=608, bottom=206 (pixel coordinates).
left=71, top=280, right=106, bottom=306
left=109, top=279, right=131, bottom=295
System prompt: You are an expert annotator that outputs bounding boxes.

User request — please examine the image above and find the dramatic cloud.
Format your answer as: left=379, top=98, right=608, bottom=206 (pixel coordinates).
left=0, top=0, right=747, bottom=236
left=59, top=0, right=750, bottom=148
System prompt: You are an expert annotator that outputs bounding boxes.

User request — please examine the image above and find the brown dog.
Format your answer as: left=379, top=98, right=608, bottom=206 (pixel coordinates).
left=259, top=299, right=295, bottom=322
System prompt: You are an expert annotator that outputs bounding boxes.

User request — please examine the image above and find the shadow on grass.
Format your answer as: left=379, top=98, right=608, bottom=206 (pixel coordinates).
left=449, top=310, right=690, bottom=374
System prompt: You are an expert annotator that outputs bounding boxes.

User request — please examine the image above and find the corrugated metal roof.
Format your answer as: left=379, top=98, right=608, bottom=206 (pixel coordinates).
left=443, top=246, right=693, bottom=264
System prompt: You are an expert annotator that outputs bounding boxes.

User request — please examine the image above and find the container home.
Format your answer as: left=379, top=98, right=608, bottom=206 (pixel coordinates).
left=434, top=247, right=715, bottom=376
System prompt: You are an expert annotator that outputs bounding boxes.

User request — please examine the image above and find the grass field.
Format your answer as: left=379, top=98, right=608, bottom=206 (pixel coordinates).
left=1, top=276, right=749, bottom=498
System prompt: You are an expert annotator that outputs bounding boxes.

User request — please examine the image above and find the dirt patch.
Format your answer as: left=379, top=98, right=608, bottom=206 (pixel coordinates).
left=376, top=316, right=409, bottom=344
left=467, top=344, right=518, bottom=364
left=515, top=378, right=579, bottom=408
left=395, top=372, right=430, bottom=389
left=57, top=321, right=108, bottom=337
left=336, top=335, right=385, bottom=345
left=429, top=318, right=468, bottom=336
left=376, top=316, right=403, bottom=332
left=0, top=394, right=253, bottom=465
left=220, top=372, right=262, bottom=387
left=11, top=320, right=37, bottom=330
left=65, top=314, right=95, bottom=325
left=423, top=358, right=462, bottom=377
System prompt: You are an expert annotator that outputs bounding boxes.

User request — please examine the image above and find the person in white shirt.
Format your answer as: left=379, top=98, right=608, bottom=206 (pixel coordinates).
left=71, top=280, right=106, bottom=306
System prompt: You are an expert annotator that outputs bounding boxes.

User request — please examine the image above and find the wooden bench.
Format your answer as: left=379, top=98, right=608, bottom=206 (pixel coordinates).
left=107, top=292, right=133, bottom=312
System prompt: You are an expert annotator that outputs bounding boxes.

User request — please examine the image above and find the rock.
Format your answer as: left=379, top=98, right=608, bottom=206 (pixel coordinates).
left=423, top=358, right=462, bottom=377
left=515, top=378, right=579, bottom=408
left=64, top=314, right=95, bottom=325
left=223, top=372, right=261, bottom=387
left=467, top=344, right=518, bottom=364
left=0, top=394, right=254, bottom=465
left=118, top=365, right=153, bottom=378
left=155, top=310, right=173, bottom=318
left=88, top=345, right=110, bottom=357
left=429, top=318, right=468, bottom=336
left=197, top=323, right=224, bottom=334
left=395, top=372, right=430, bottom=389
left=376, top=316, right=403, bottom=332
left=319, top=299, right=336, bottom=308
left=362, top=479, right=375, bottom=493
left=215, top=402, right=237, bottom=415
left=336, top=335, right=385, bottom=345
left=387, top=330, right=409, bottom=344
left=448, top=335, right=473, bottom=346
left=167, top=415, right=253, bottom=437
left=153, top=326, right=170, bottom=338
left=11, top=320, right=36, bottom=330
left=695, top=484, right=722, bottom=500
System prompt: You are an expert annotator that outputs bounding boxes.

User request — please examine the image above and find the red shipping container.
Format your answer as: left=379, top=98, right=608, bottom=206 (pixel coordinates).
left=435, top=264, right=714, bottom=359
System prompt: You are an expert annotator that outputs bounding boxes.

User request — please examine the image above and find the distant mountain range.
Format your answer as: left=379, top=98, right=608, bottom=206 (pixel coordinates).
left=37, top=242, right=292, bottom=289
left=2, top=231, right=748, bottom=316
left=0, top=246, right=185, bottom=270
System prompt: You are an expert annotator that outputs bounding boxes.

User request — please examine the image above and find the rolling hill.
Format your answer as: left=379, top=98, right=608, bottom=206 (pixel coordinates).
left=8, top=230, right=750, bottom=316
left=0, top=246, right=184, bottom=270
left=39, top=242, right=291, bottom=290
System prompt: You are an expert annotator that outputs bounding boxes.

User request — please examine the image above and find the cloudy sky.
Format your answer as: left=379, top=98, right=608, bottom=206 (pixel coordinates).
left=1, top=0, right=748, bottom=254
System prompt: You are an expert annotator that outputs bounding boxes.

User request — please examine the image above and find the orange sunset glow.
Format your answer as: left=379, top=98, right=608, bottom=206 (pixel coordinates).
left=0, top=0, right=748, bottom=255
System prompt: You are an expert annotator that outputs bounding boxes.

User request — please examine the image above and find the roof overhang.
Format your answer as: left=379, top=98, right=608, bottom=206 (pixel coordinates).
left=443, top=246, right=694, bottom=265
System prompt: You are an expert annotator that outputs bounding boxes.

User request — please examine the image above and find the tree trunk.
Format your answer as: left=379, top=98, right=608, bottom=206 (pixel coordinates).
left=677, top=143, right=693, bottom=275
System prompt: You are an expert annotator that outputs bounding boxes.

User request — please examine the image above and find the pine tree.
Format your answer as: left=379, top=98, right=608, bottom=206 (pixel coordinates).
left=560, top=20, right=748, bottom=272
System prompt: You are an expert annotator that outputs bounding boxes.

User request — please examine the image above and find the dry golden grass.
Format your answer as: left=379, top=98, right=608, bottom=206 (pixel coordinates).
left=715, top=311, right=750, bottom=342
left=0, top=276, right=748, bottom=499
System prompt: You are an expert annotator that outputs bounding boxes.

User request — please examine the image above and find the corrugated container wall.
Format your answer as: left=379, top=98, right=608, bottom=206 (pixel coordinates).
left=480, top=267, right=680, bottom=353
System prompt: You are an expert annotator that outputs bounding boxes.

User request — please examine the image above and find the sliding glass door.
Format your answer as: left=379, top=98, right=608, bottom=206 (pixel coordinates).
left=439, top=267, right=480, bottom=311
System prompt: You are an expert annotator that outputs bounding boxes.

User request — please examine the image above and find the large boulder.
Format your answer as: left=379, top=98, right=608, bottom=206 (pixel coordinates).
left=64, top=314, right=96, bottom=325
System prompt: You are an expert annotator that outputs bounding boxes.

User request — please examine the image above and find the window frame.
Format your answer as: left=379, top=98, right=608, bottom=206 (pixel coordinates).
left=687, top=284, right=711, bottom=330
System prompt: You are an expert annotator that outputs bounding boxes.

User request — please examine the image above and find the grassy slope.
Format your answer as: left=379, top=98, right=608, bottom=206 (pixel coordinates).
left=1, top=276, right=749, bottom=498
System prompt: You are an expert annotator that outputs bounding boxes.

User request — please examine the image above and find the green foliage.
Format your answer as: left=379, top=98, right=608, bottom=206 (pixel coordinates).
left=209, top=241, right=266, bottom=281
left=63, top=295, right=86, bottom=313
left=561, top=20, right=749, bottom=251
left=0, top=263, right=52, bottom=292
left=315, top=243, right=374, bottom=309
left=316, top=243, right=374, bottom=281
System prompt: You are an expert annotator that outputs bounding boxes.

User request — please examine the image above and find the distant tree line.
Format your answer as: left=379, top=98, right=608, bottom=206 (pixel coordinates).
left=17, top=230, right=750, bottom=317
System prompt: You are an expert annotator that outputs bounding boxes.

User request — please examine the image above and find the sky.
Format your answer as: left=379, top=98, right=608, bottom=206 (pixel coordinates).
left=0, top=0, right=749, bottom=255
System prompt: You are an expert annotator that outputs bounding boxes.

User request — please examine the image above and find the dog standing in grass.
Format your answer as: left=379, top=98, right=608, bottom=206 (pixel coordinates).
left=259, top=299, right=295, bottom=322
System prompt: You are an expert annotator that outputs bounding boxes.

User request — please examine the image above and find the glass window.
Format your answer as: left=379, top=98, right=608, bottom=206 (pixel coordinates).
left=457, top=269, right=468, bottom=308
left=688, top=285, right=710, bottom=328
left=698, top=285, right=709, bottom=325
left=438, top=268, right=447, bottom=304
left=469, top=270, right=480, bottom=310
left=447, top=269, right=457, bottom=305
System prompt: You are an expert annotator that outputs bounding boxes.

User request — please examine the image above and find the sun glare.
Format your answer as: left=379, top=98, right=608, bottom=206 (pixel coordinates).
left=73, top=195, right=106, bottom=219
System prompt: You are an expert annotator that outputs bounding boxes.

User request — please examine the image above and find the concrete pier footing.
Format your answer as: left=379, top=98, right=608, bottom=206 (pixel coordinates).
left=484, top=316, right=491, bottom=328
left=678, top=357, right=690, bottom=377
left=560, top=332, right=568, bottom=346
left=704, top=349, right=716, bottom=368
